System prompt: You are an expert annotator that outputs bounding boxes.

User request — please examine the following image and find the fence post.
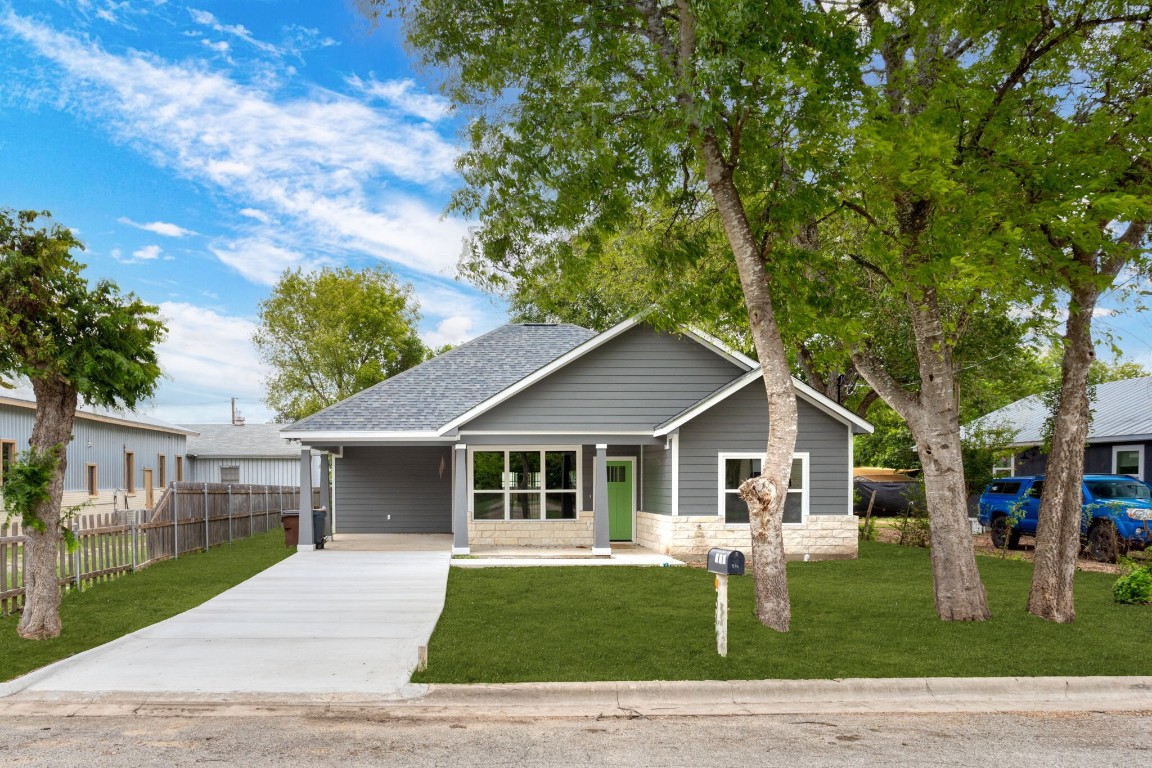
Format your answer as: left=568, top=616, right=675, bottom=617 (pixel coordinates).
left=248, top=485, right=254, bottom=536
left=131, top=508, right=138, bottom=572
left=174, top=487, right=179, bottom=559
left=227, top=484, right=234, bottom=544
left=264, top=487, right=270, bottom=532
left=72, top=519, right=81, bottom=591
left=203, top=483, right=210, bottom=551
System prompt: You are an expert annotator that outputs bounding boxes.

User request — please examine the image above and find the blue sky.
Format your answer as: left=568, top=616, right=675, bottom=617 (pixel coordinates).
left=3, top=2, right=1152, bottom=427
left=0, top=0, right=507, bottom=424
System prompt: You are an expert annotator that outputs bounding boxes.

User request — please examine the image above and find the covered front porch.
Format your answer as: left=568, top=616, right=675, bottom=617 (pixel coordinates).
left=298, top=436, right=664, bottom=557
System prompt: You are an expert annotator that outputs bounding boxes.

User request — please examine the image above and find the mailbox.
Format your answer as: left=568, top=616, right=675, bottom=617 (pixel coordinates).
left=707, top=548, right=745, bottom=576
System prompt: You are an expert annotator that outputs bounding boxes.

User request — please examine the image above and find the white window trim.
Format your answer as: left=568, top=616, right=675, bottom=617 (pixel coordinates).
left=717, top=451, right=810, bottom=527
left=1112, top=444, right=1144, bottom=478
left=992, top=452, right=1015, bottom=478
left=467, top=446, right=583, bottom=522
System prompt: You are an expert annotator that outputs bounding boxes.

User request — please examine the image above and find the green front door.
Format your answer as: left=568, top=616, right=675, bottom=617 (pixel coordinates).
left=607, top=460, right=633, bottom=541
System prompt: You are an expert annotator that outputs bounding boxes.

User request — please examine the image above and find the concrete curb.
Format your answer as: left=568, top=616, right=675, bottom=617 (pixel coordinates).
left=2, top=677, right=1149, bottom=719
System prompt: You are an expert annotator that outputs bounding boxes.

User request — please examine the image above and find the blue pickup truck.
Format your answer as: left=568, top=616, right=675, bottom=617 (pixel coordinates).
left=978, top=474, right=1152, bottom=562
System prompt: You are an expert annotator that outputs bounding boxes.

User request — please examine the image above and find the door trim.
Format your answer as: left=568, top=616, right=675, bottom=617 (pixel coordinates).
left=605, top=456, right=636, bottom=543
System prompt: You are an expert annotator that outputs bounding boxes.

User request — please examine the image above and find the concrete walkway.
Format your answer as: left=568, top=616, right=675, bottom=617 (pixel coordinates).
left=3, top=548, right=451, bottom=699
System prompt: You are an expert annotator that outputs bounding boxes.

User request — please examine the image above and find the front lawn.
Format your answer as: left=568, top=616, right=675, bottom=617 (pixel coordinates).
left=1, top=530, right=292, bottom=683
left=416, top=542, right=1150, bottom=682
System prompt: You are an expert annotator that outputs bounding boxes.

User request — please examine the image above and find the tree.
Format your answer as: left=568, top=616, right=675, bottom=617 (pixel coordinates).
left=793, top=1, right=1150, bottom=621
left=253, top=266, right=427, bottom=422
left=367, top=0, right=862, bottom=631
left=0, top=210, right=164, bottom=640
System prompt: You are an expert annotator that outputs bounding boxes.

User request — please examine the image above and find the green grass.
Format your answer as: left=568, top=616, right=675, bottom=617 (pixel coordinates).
left=1, top=530, right=293, bottom=683
left=414, top=541, right=1152, bottom=683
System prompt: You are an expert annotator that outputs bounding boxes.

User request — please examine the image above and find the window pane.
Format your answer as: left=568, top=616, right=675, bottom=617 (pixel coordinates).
left=724, top=493, right=749, bottom=524
left=1116, top=450, right=1141, bottom=476
left=509, top=451, right=541, bottom=490
left=544, top=451, right=577, bottom=490
left=473, top=493, right=505, bottom=520
left=725, top=458, right=761, bottom=490
left=545, top=492, right=577, bottom=519
left=789, top=458, right=804, bottom=490
left=473, top=451, right=505, bottom=490
left=509, top=493, right=541, bottom=520
left=783, top=492, right=802, bottom=524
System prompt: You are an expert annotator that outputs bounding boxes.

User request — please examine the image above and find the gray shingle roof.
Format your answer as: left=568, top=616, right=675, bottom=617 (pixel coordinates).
left=284, top=323, right=596, bottom=433
left=969, top=375, right=1152, bottom=445
left=183, top=423, right=301, bottom=458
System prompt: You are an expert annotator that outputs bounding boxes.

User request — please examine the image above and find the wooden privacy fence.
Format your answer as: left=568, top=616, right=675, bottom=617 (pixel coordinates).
left=0, top=482, right=313, bottom=617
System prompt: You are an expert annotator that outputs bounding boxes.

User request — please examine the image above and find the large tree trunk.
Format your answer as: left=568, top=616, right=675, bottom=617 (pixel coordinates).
left=1026, top=282, right=1097, bottom=623
left=702, top=136, right=796, bottom=632
left=17, top=376, right=78, bottom=640
left=852, top=291, right=991, bottom=621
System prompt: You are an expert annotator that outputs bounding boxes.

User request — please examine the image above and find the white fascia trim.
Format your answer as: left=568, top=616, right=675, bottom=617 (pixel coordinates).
left=653, top=369, right=874, bottom=436
left=437, top=316, right=642, bottom=435
left=683, top=326, right=758, bottom=370
left=460, top=430, right=654, bottom=436
left=278, top=430, right=456, bottom=442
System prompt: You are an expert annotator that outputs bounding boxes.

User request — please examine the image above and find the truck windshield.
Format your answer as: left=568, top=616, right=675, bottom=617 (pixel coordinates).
left=1085, top=480, right=1152, bottom=501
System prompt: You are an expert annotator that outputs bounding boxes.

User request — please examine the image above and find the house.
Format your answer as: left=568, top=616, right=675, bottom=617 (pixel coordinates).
left=972, top=376, right=1152, bottom=482
left=280, top=318, right=872, bottom=558
left=182, top=422, right=317, bottom=486
left=0, top=381, right=195, bottom=513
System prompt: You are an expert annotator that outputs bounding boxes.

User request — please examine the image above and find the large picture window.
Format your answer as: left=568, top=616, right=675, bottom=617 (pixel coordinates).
left=719, top=452, right=808, bottom=525
left=472, top=449, right=579, bottom=520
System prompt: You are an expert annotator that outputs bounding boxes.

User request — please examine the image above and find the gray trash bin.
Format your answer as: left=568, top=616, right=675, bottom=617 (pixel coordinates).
left=312, top=507, right=328, bottom=549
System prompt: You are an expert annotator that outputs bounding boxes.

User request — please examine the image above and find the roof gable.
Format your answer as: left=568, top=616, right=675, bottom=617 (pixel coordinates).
left=184, top=423, right=301, bottom=458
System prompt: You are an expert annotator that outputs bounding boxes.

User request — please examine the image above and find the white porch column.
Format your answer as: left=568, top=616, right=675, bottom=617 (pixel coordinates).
left=298, top=448, right=314, bottom=552
left=318, top=452, right=331, bottom=539
left=452, top=444, right=469, bottom=555
left=592, top=443, right=611, bottom=555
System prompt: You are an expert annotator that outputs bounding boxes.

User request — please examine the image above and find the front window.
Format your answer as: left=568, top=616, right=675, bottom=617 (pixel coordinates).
left=220, top=465, right=240, bottom=483
left=472, top=449, right=578, bottom=520
left=720, top=453, right=807, bottom=525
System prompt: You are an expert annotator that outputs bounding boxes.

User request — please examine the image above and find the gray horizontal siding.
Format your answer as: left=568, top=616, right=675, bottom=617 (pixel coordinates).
left=335, top=446, right=451, bottom=533
left=462, top=325, right=746, bottom=432
left=1, top=403, right=187, bottom=493
left=677, top=385, right=851, bottom=516
left=578, top=445, right=641, bottom=510
left=642, top=443, right=670, bottom=514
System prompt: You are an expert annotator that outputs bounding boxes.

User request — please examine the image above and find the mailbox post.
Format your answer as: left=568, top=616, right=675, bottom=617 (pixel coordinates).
left=707, top=548, right=745, bottom=657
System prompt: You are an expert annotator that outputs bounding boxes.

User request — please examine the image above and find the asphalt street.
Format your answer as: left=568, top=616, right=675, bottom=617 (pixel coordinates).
left=1, top=711, right=1149, bottom=767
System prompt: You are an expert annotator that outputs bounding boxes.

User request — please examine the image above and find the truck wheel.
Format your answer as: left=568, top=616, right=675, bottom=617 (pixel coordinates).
left=990, top=516, right=1009, bottom=549
left=1087, top=522, right=1119, bottom=563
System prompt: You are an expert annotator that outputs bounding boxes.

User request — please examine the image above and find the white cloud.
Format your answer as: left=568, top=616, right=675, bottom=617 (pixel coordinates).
left=153, top=301, right=268, bottom=407
left=239, top=208, right=271, bottom=223
left=424, top=315, right=475, bottom=348
left=118, top=217, right=196, bottom=237
left=133, top=244, right=162, bottom=261
left=1, top=11, right=467, bottom=283
left=347, top=75, right=450, bottom=122
left=188, top=8, right=280, bottom=56
left=207, top=238, right=312, bottom=285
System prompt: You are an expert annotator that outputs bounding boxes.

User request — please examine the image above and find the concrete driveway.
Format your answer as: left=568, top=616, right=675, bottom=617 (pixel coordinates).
left=11, top=545, right=451, bottom=698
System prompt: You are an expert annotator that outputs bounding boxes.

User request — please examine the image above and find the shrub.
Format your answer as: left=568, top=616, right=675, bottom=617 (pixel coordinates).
left=1112, top=565, right=1152, bottom=605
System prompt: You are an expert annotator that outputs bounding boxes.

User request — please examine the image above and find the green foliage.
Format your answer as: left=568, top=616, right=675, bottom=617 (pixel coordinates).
left=895, top=483, right=932, bottom=548
left=962, top=423, right=1018, bottom=498
left=0, top=209, right=164, bottom=409
left=1112, top=564, right=1152, bottom=605
left=253, top=266, right=426, bottom=422
left=0, top=446, right=59, bottom=533
left=853, top=402, right=919, bottom=470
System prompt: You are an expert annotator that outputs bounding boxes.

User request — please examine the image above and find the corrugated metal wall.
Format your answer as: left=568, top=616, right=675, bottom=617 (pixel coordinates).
left=0, top=403, right=187, bottom=494
left=186, top=457, right=304, bottom=485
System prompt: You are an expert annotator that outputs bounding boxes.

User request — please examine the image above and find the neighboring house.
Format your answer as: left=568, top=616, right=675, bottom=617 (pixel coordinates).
left=971, top=376, right=1152, bottom=482
left=282, top=317, right=872, bottom=559
left=0, top=381, right=194, bottom=513
left=182, top=422, right=313, bottom=486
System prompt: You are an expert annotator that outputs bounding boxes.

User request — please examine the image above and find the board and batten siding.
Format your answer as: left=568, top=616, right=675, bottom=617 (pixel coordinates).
left=677, top=385, right=851, bottom=517
left=1, top=402, right=186, bottom=496
left=187, top=457, right=302, bottom=486
left=462, top=325, right=746, bottom=432
left=335, top=446, right=451, bottom=533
